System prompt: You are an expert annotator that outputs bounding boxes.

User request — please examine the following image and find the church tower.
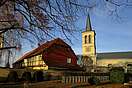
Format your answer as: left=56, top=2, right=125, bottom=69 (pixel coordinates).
left=82, top=14, right=96, bottom=66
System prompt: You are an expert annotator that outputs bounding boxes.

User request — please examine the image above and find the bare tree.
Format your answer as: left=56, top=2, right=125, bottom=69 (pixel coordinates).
left=0, top=0, right=90, bottom=66
left=0, top=0, right=131, bottom=44
left=81, top=56, right=93, bottom=67
left=80, top=55, right=93, bottom=72
left=0, top=0, right=131, bottom=67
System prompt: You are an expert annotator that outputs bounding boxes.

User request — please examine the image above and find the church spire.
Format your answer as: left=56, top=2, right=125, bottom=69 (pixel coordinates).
left=86, top=14, right=92, bottom=31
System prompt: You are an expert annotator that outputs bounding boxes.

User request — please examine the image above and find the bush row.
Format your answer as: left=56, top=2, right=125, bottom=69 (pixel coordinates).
left=7, top=70, right=53, bottom=82
left=6, top=67, right=131, bottom=84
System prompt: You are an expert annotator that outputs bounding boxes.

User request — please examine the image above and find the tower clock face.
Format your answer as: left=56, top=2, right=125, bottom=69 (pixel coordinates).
left=85, top=47, right=91, bottom=52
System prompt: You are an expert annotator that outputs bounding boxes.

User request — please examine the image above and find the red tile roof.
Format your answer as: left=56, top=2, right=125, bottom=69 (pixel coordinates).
left=13, top=38, right=82, bottom=70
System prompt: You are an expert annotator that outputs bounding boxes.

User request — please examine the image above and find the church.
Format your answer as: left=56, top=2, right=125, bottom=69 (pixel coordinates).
left=81, top=14, right=132, bottom=67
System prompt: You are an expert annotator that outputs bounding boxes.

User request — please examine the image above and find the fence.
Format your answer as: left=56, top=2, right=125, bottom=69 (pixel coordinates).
left=61, top=72, right=110, bottom=84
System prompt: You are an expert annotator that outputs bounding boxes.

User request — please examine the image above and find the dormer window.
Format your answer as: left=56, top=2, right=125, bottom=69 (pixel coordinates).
left=67, top=58, right=71, bottom=64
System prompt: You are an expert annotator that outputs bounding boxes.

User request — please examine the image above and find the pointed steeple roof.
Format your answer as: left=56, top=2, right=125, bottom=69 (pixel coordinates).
left=86, top=14, right=92, bottom=31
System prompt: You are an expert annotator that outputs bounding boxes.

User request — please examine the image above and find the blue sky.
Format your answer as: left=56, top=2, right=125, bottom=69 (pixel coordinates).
left=71, top=5, right=132, bottom=55
left=21, top=2, right=132, bottom=56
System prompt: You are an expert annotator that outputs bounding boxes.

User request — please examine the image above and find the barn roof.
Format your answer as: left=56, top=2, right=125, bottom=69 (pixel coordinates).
left=15, top=38, right=70, bottom=63
left=97, top=51, right=132, bottom=60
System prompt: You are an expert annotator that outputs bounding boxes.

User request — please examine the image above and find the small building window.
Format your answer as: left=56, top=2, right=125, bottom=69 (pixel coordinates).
left=67, top=58, right=71, bottom=64
left=22, top=62, right=24, bottom=67
left=85, top=35, right=87, bottom=44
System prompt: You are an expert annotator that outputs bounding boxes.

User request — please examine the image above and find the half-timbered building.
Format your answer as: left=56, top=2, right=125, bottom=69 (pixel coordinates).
left=13, top=38, right=80, bottom=70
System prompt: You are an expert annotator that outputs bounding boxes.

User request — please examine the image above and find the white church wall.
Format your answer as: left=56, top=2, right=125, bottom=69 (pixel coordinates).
left=97, top=58, right=132, bottom=66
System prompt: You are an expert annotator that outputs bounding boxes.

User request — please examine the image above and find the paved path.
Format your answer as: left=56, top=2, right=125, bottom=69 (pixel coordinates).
left=0, top=81, right=130, bottom=88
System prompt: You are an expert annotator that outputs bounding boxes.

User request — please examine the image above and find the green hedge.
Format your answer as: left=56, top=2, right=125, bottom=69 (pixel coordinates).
left=0, top=77, right=7, bottom=82
left=21, top=72, right=32, bottom=82
left=33, top=71, right=43, bottom=82
left=88, top=76, right=100, bottom=85
left=7, top=71, right=18, bottom=82
left=110, top=67, right=124, bottom=83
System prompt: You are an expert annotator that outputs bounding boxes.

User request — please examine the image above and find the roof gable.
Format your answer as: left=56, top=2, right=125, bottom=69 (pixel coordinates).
left=15, top=38, right=70, bottom=63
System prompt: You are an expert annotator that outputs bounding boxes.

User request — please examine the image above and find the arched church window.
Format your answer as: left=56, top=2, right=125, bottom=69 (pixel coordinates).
left=85, top=35, right=87, bottom=44
left=88, top=35, right=92, bottom=43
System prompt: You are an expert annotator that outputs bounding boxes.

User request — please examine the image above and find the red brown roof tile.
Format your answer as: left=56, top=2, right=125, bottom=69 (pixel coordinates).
left=15, top=38, right=70, bottom=63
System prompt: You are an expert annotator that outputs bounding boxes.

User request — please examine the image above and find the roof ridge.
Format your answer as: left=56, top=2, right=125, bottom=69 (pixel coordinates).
left=14, top=38, right=68, bottom=63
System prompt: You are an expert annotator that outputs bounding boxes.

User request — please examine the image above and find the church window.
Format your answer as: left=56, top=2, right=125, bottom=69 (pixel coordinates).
left=88, top=35, right=92, bottom=43
left=85, top=35, right=87, bottom=44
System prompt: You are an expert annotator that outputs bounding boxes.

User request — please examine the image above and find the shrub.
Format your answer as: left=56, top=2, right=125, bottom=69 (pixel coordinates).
left=43, top=73, right=50, bottom=81
left=88, top=76, right=100, bottom=85
left=110, top=67, right=124, bottom=83
left=0, top=77, right=7, bottom=82
left=33, top=71, right=43, bottom=82
left=21, top=72, right=32, bottom=82
left=124, top=73, right=132, bottom=83
left=7, top=71, right=18, bottom=82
